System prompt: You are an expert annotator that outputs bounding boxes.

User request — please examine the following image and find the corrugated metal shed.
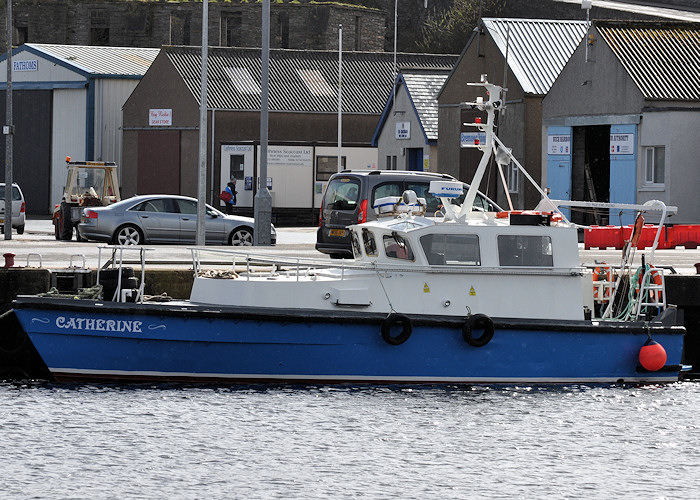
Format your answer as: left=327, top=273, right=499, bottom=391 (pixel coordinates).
left=165, top=46, right=457, bottom=113
left=25, top=44, right=159, bottom=77
left=597, top=21, right=700, bottom=101
left=482, top=18, right=588, bottom=95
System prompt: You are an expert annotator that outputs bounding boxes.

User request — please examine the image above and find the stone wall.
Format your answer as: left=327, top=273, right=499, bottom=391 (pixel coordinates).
left=0, top=0, right=694, bottom=55
left=0, top=0, right=386, bottom=52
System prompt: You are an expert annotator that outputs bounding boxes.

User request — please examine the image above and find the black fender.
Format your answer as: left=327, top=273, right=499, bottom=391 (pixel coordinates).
left=381, top=314, right=412, bottom=345
left=462, top=314, right=495, bottom=347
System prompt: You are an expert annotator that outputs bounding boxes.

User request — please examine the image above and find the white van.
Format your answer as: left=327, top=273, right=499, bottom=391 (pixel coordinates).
left=0, top=183, right=26, bottom=234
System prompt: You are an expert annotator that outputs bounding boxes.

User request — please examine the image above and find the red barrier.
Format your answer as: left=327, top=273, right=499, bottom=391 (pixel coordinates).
left=670, top=225, right=700, bottom=249
left=583, top=224, right=687, bottom=250
left=584, top=226, right=623, bottom=250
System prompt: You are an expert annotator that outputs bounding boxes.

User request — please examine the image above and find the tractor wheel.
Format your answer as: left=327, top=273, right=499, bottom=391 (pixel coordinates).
left=59, top=202, right=73, bottom=241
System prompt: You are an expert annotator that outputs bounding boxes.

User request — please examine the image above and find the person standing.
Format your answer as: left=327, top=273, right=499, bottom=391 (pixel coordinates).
left=224, top=180, right=237, bottom=215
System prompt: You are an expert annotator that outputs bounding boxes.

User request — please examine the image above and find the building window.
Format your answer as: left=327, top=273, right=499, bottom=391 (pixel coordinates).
left=316, top=156, right=346, bottom=181
left=386, top=155, right=397, bottom=170
left=14, top=26, right=28, bottom=45
left=223, top=13, right=242, bottom=47
left=354, top=16, right=362, bottom=51
left=277, top=12, right=290, bottom=49
left=89, top=9, right=109, bottom=46
left=507, top=161, right=520, bottom=193
left=170, top=13, right=191, bottom=45
left=645, top=146, right=665, bottom=185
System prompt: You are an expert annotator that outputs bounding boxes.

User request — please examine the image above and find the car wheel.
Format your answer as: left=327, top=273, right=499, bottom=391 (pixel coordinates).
left=16, top=224, right=24, bottom=235
left=229, top=227, right=253, bottom=246
left=113, top=225, right=143, bottom=245
left=54, top=219, right=61, bottom=240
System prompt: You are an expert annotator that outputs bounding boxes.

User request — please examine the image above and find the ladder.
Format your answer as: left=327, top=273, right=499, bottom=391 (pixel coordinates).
left=584, top=162, right=602, bottom=225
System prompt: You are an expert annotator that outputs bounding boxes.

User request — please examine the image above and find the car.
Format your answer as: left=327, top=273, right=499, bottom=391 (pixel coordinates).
left=0, top=182, right=26, bottom=235
left=77, top=194, right=276, bottom=245
left=316, top=170, right=502, bottom=258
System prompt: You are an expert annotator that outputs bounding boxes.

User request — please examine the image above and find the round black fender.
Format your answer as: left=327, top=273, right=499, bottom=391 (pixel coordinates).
left=381, top=314, right=413, bottom=345
left=462, top=314, right=495, bottom=347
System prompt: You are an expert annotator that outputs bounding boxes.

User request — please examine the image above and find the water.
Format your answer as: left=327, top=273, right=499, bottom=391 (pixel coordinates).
left=1, top=382, right=698, bottom=500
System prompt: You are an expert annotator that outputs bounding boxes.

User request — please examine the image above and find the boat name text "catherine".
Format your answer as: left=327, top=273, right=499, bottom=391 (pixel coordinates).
left=56, top=316, right=143, bottom=333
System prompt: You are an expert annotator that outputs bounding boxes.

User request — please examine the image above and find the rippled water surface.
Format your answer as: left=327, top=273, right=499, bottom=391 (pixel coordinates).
left=1, top=381, right=699, bottom=499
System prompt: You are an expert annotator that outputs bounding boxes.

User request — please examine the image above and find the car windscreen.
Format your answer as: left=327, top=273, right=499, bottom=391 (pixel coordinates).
left=323, top=177, right=361, bottom=211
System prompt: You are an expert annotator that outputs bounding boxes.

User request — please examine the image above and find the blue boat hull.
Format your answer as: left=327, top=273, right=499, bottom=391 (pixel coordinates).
left=12, top=297, right=685, bottom=384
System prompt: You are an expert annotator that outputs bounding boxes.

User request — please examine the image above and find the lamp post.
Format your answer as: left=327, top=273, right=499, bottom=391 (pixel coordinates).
left=196, top=0, right=209, bottom=246
left=4, top=0, right=13, bottom=240
left=254, top=0, right=273, bottom=245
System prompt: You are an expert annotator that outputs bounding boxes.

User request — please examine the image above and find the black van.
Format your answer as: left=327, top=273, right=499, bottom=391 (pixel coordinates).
left=316, top=170, right=501, bottom=258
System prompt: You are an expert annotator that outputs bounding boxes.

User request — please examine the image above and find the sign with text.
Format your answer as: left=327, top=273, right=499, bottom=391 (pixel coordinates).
left=149, top=109, right=172, bottom=126
left=460, top=132, right=486, bottom=148
left=13, top=60, right=38, bottom=72
left=267, top=146, right=312, bottom=166
left=396, top=122, right=410, bottom=140
left=610, top=133, right=634, bottom=154
left=547, top=134, right=571, bottom=155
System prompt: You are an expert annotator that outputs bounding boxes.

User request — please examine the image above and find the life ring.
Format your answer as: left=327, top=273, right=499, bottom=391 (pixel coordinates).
left=592, top=264, right=613, bottom=300
left=462, top=314, right=495, bottom=347
left=381, top=314, right=412, bottom=345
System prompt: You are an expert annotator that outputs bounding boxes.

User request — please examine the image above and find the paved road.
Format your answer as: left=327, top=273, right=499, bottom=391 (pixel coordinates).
left=2, top=218, right=700, bottom=274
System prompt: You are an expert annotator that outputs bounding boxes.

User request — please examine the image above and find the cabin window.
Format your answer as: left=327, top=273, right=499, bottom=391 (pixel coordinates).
left=420, top=234, right=480, bottom=266
left=362, top=228, right=378, bottom=257
left=498, top=235, right=553, bottom=267
left=383, top=233, right=414, bottom=261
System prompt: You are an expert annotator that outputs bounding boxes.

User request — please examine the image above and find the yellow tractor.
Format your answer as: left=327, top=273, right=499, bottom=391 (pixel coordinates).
left=53, top=157, right=121, bottom=241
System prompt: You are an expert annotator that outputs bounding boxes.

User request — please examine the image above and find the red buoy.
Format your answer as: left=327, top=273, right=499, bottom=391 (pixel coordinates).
left=639, top=339, right=667, bottom=371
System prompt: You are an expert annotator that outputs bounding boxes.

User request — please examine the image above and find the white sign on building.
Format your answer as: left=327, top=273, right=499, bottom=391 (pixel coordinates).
left=610, top=133, right=634, bottom=154
left=149, top=109, right=172, bottom=126
left=547, top=134, right=571, bottom=155
left=268, top=146, right=313, bottom=166
left=396, top=122, right=410, bottom=139
left=460, top=132, right=487, bottom=148
left=13, top=60, right=38, bottom=72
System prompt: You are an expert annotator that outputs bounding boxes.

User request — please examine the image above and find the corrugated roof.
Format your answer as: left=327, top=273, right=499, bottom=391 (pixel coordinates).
left=164, top=46, right=458, bottom=113
left=597, top=21, right=700, bottom=101
left=402, top=71, right=450, bottom=140
left=482, top=18, right=588, bottom=95
left=24, top=44, right=159, bottom=77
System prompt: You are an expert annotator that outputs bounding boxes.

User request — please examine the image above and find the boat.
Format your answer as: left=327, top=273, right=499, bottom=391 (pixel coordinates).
left=10, top=78, right=687, bottom=384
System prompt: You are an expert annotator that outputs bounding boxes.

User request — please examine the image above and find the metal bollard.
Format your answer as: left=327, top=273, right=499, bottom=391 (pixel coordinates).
left=3, top=252, right=15, bottom=268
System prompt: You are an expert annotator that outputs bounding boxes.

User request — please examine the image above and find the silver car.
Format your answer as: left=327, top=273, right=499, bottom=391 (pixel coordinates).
left=0, top=183, right=26, bottom=235
left=77, top=194, right=276, bottom=245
